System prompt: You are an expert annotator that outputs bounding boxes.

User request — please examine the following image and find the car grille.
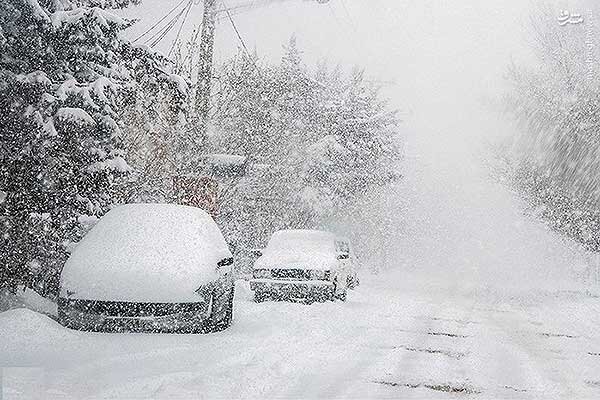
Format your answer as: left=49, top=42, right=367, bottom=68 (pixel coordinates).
left=59, top=298, right=205, bottom=317
left=270, top=269, right=312, bottom=280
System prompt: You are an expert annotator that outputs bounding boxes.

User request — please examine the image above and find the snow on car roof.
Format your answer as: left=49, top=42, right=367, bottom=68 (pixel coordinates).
left=268, top=229, right=336, bottom=249
left=60, top=204, right=231, bottom=303
left=254, top=230, right=338, bottom=270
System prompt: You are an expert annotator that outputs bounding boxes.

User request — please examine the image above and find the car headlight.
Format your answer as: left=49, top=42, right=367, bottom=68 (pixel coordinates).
left=311, top=270, right=331, bottom=281
left=253, top=269, right=271, bottom=279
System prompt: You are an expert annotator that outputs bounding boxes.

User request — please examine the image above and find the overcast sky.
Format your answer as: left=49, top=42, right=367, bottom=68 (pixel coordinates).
left=118, top=0, right=547, bottom=111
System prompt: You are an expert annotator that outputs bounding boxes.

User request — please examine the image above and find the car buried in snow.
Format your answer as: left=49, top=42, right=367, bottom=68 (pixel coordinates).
left=58, top=204, right=235, bottom=334
left=250, top=230, right=358, bottom=303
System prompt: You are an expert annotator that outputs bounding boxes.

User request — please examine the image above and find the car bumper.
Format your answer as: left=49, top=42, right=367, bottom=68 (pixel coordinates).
left=250, top=279, right=334, bottom=301
left=58, top=298, right=213, bottom=333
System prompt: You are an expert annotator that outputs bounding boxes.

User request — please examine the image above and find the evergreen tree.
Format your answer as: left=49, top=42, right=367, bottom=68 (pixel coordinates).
left=211, top=40, right=401, bottom=273
left=0, top=0, right=177, bottom=296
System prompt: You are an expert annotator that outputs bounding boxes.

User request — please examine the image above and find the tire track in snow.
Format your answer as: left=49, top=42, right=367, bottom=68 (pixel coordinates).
left=338, top=282, right=481, bottom=399
left=464, top=290, right=600, bottom=399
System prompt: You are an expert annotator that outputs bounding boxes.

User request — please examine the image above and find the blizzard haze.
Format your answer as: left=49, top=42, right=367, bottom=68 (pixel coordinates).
left=5, top=0, right=600, bottom=399
left=120, top=1, right=560, bottom=286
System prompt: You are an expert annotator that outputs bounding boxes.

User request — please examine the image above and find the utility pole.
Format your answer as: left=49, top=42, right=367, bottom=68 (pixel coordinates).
left=194, top=0, right=219, bottom=140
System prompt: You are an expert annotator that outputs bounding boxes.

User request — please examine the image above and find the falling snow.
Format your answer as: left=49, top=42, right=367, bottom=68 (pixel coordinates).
left=3, top=0, right=600, bottom=399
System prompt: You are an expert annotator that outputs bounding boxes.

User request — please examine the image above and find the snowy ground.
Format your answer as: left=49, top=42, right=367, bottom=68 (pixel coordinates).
left=3, top=278, right=600, bottom=399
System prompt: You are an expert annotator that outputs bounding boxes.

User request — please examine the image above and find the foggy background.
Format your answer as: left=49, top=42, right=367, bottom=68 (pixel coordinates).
left=118, top=0, right=591, bottom=289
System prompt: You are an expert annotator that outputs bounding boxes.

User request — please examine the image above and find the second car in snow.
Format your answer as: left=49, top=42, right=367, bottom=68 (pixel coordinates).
left=250, top=229, right=358, bottom=303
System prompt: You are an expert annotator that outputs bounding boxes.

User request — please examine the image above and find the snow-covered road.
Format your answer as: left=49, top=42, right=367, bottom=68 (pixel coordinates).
left=3, top=275, right=600, bottom=399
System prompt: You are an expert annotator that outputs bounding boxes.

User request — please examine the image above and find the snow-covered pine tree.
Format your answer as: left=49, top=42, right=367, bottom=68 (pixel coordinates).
left=307, top=66, right=400, bottom=204
left=0, top=0, right=181, bottom=297
left=210, top=39, right=401, bottom=274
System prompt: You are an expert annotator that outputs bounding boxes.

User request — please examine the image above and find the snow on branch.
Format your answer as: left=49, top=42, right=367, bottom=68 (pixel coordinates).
left=87, top=156, right=132, bottom=173
left=15, top=71, right=52, bottom=86
left=51, top=7, right=128, bottom=30
left=56, top=77, right=117, bottom=109
left=23, top=0, right=51, bottom=23
left=55, top=107, right=96, bottom=126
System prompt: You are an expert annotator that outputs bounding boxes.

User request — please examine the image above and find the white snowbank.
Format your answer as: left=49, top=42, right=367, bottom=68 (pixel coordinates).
left=0, top=309, right=73, bottom=353
left=168, top=74, right=189, bottom=95
left=254, top=230, right=338, bottom=271
left=60, top=204, right=231, bottom=302
left=4, top=278, right=600, bottom=399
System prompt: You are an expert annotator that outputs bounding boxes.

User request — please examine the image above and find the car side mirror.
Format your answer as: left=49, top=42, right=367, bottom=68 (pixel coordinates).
left=217, top=257, right=234, bottom=268
left=250, top=249, right=263, bottom=257
left=337, top=253, right=349, bottom=260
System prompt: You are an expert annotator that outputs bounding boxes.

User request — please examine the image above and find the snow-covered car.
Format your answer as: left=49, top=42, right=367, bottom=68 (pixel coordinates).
left=250, top=230, right=356, bottom=302
left=58, top=204, right=235, bottom=333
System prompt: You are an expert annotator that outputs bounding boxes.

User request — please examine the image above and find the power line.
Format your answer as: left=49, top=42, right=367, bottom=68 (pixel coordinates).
left=325, top=1, right=375, bottom=68
left=215, top=0, right=322, bottom=22
left=148, top=17, right=178, bottom=47
left=223, top=1, right=252, bottom=58
left=221, top=0, right=264, bottom=78
left=168, top=0, right=195, bottom=57
left=339, top=0, right=358, bottom=34
left=132, top=0, right=189, bottom=43
left=146, top=0, right=193, bottom=48
left=215, top=0, right=276, bottom=22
